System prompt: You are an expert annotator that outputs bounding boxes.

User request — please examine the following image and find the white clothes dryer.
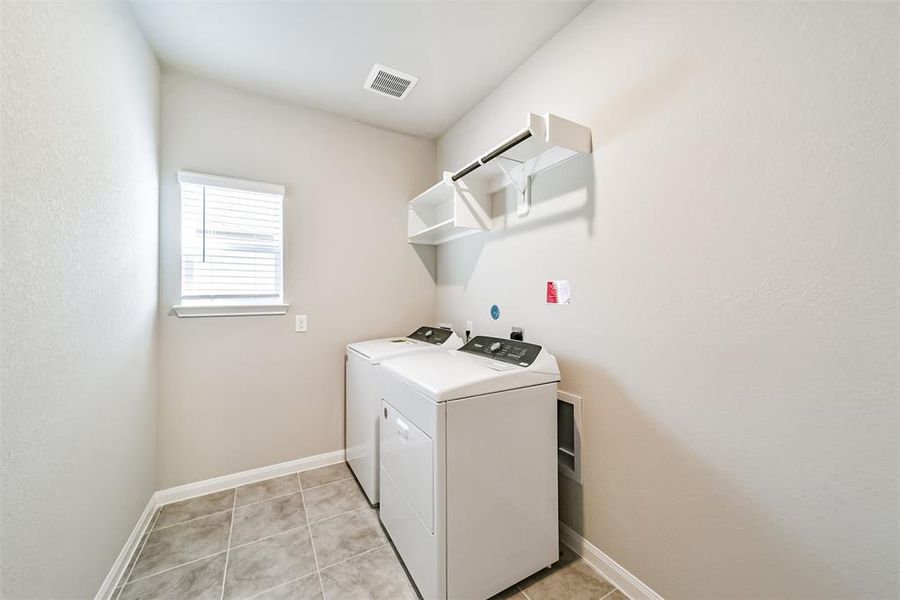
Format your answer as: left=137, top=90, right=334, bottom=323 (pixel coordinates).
left=379, top=336, right=560, bottom=600
left=345, top=326, right=462, bottom=505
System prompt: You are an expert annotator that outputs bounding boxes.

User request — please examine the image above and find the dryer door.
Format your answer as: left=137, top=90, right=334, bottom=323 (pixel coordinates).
left=381, top=401, right=434, bottom=532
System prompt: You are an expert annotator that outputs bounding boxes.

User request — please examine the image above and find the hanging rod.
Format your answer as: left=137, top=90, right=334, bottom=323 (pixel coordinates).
left=450, top=129, right=533, bottom=182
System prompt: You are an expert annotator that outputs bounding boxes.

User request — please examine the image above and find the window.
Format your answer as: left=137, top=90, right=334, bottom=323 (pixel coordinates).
left=174, top=171, right=288, bottom=317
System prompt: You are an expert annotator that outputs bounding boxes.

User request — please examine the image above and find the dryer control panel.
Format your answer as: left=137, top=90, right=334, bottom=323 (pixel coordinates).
left=407, top=326, right=454, bottom=345
left=459, top=336, right=543, bottom=367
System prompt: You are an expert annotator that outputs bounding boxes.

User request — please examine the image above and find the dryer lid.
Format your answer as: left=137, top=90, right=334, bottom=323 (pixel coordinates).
left=382, top=337, right=560, bottom=402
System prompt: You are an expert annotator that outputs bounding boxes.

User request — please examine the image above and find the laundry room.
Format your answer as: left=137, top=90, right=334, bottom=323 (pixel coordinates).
left=1, top=2, right=897, bottom=600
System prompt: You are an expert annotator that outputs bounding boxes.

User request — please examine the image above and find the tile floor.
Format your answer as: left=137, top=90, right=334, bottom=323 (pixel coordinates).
left=113, top=463, right=625, bottom=600
left=490, top=543, right=628, bottom=600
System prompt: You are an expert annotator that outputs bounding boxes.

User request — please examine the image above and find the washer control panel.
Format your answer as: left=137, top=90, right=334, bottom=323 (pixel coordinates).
left=407, top=326, right=454, bottom=345
left=459, top=336, right=543, bottom=367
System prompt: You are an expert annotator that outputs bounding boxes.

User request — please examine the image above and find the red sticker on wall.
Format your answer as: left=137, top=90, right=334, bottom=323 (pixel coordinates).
left=546, top=280, right=571, bottom=305
left=546, top=281, right=558, bottom=304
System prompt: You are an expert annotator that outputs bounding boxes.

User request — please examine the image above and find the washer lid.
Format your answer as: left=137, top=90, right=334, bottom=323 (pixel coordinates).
left=347, top=327, right=462, bottom=364
left=382, top=338, right=560, bottom=402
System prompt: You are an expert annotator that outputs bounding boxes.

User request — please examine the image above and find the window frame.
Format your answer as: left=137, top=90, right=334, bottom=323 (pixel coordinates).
left=172, top=170, right=289, bottom=318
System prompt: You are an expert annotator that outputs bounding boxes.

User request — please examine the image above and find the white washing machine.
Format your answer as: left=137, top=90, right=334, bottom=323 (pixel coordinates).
left=346, top=326, right=462, bottom=505
left=379, top=336, right=560, bottom=600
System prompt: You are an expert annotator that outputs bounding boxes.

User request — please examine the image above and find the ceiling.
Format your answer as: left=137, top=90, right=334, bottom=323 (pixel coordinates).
left=128, top=1, right=589, bottom=138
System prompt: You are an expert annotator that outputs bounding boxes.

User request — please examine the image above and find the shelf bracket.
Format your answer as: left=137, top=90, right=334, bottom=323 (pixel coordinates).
left=496, top=156, right=531, bottom=217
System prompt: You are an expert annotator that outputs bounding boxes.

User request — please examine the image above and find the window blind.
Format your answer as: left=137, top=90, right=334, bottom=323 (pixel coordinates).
left=178, top=171, right=285, bottom=305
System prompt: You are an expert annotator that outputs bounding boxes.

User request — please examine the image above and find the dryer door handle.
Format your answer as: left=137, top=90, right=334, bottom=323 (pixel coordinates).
left=395, top=418, right=410, bottom=441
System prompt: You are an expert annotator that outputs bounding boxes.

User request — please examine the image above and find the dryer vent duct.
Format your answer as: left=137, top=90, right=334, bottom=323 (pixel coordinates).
left=364, top=63, right=418, bottom=100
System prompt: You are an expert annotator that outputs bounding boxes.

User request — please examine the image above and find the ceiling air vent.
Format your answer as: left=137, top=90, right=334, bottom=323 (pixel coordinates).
left=364, top=63, right=418, bottom=100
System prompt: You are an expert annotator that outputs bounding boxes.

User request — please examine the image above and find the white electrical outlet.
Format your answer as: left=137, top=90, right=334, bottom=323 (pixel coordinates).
left=294, top=314, right=308, bottom=333
left=465, top=320, right=473, bottom=332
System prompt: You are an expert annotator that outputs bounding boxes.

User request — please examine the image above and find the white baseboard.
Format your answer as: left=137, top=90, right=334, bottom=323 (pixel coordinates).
left=154, top=449, right=346, bottom=506
left=559, top=522, right=664, bottom=600
left=96, top=449, right=346, bottom=600
left=95, top=496, right=157, bottom=600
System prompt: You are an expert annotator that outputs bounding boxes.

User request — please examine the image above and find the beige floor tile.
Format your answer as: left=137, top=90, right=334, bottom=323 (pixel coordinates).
left=252, top=573, right=323, bottom=600
left=302, top=478, right=368, bottom=522
left=231, top=492, right=306, bottom=547
left=298, top=463, right=352, bottom=490
left=308, top=508, right=386, bottom=568
left=155, top=489, right=234, bottom=529
left=235, top=475, right=300, bottom=507
left=130, top=511, right=231, bottom=581
left=223, top=527, right=317, bottom=600
left=319, top=545, right=416, bottom=600
left=519, top=544, right=615, bottom=600
left=119, top=553, right=225, bottom=600
left=121, top=482, right=608, bottom=600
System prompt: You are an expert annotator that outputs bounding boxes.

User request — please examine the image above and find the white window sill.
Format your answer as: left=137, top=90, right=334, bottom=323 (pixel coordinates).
left=172, top=303, right=290, bottom=318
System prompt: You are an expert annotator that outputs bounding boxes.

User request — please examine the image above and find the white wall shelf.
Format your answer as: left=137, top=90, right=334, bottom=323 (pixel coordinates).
left=407, top=112, right=591, bottom=243
left=450, top=112, right=592, bottom=216
left=407, top=175, right=490, bottom=245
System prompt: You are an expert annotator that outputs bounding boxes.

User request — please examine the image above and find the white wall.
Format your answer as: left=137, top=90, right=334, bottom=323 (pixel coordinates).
left=0, top=3, right=159, bottom=598
left=157, top=71, right=436, bottom=488
left=436, top=2, right=898, bottom=599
